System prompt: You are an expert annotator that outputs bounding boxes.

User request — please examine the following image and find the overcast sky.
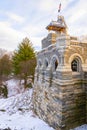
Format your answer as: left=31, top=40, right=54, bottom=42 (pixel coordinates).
left=0, top=0, right=87, bottom=51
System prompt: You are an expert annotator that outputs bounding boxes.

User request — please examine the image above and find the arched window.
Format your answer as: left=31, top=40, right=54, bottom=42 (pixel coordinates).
left=71, top=59, right=79, bottom=72
left=51, top=56, right=58, bottom=71
left=55, top=60, right=58, bottom=70
left=45, top=60, right=48, bottom=68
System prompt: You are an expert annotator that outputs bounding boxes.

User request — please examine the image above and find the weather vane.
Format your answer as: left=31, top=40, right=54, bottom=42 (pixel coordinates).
left=58, top=3, right=61, bottom=13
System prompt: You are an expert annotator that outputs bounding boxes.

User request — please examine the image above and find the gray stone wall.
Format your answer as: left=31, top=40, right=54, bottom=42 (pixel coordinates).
left=33, top=71, right=86, bottom=130
left=33, top=33, right=87, bottom=130
left=42, top=33, right=56, bottom=49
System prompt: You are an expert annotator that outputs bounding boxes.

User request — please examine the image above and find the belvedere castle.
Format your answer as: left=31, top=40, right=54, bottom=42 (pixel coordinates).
left=33, top=14, right=87, bottom=130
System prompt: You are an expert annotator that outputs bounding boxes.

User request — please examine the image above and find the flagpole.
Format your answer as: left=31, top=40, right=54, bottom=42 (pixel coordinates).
left=58, top=3, right=61, bottom=13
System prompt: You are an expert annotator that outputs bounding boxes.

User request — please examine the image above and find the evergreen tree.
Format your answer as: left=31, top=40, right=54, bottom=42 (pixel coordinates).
left=12, top=37, right=36, bottom=88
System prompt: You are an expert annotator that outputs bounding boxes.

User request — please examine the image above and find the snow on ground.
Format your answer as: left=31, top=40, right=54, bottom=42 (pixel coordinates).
left=71, top=125, right=87, bottom=130
left=0, top=79, right=87, bottom=130
left=0, top=79, right=54, bottom=130
left=0, top=89, right=32, bottom=115
left=0, top=111, right=54, bottom=130
left=6, top=79, right=24, bottom=97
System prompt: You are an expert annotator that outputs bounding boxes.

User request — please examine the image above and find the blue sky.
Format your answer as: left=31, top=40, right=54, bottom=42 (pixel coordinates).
left=0, top=0, right=87, bottom=51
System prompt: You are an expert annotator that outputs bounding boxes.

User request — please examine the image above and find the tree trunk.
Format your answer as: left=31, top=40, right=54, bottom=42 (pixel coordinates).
left=24, top=76, right=27, bottom=89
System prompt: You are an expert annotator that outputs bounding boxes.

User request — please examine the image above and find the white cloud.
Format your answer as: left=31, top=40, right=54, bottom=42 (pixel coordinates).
left=62, top=0, right=87, bottom=36
left=37, top=0, right=56, bottom=12
left=6, top=12, right=25, bottom=24
left=22, top=23, right=46, bottom=37
left=66, top=0, right=87, bottom=23
left=0, top=21, right=25, bottom=51
left=22, top=24, right=46, bottom=51
left=0, top=20, right=42, bottom=51
left=0, top=21, right=11, bottom=27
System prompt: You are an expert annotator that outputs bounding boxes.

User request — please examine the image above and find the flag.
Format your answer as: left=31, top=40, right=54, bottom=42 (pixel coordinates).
left=58, top=3, right=61, bottom=12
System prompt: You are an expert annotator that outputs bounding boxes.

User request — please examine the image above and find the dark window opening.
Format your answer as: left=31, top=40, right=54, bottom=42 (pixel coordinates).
left=45, top=60, right=48, bottom=68
left=55, top=60, right=58, bottom=70
left=71, top=59, right=78, bottom=72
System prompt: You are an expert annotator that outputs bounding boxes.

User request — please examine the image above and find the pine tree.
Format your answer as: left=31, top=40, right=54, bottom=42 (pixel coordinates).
left=12, top=37, right=36, bottom=88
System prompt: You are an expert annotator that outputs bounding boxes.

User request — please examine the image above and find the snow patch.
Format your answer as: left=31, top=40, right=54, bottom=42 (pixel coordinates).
left=71, top=125, right=87, bottom=130
left=6, top=79, right=24, bottom=97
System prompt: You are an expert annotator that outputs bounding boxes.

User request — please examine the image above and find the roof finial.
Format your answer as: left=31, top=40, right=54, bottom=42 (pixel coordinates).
left=58, top=3, right=61, bottom=13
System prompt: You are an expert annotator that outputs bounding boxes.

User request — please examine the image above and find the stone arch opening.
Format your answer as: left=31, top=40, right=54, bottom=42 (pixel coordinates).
left=69, top=53, right=84, bottom=64
left=69, top=53, right=83, bottom=72
left=51, top=56, right=59, bottom=71
left=44, top=59, right=49, bottom=68
left=71, top=57, right=82, bottom=72
left=55, top=60, right=58, bottom=70
left=71, top=59, right=79, bottom=72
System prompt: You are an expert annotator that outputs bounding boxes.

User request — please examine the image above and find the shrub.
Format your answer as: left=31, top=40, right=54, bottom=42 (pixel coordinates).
left=0, top=84, right=8, bottom=98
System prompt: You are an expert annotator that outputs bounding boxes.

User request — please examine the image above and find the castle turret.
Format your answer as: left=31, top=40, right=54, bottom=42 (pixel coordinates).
left=42, top=15, right=68, bottom=49
left=33, top=10, right=87, bottom=130
left=46, top=15, right=67, bottom=35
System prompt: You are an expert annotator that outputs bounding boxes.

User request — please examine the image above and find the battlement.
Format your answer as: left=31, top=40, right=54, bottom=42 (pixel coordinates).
left=42, top=33, right=56, bottom=49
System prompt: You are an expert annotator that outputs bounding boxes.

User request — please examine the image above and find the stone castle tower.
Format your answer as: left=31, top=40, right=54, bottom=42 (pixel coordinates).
left=33, top=15, right=87, bottom=130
